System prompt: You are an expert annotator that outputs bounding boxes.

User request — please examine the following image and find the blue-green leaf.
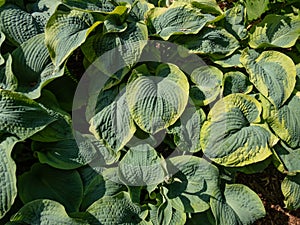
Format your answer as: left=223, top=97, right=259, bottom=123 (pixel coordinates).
left=240, top=48, right=296, bottom=108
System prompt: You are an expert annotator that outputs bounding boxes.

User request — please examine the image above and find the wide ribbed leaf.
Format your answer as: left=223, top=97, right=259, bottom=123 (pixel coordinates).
left=165, top=156, right=219, bottom=213
left=266, top=92, right=300, bottom=148
left=249, top=14, right=300, bottom=48
left=0, top=90, right=56, bottom=140
left=82, top=21, right=148, bottom=70
left=9, top=34, right=64, bottom=99
left=32, top=136, right=97, bottom=170
left=0, top=31, right=5, bottom=66
left=146, top=2, right=208, bottom=40
left=0, top=4, right=41, bottom=45
left=222, top=71, right=252, bottom=96
left=175, top=27, right=239, bottom=59
left=126, top=63, right=189, bottom=134
left=240, top=48, right=296, bottom=108
left=281, top=174, right=300, bottom=210
left=86, top=192, right=148, bottom=225
left=7, top=199, right=87, bottom=225
left=0, top=136, right=18, bottom=219
left=168, top=107, right=206, bottom=153
left=224, top=4, right=247, bottom=40
left=189, top=66, right=223, bottom=106
left=176, top=0, right=223, bottom=15
left=89, top=87, right=136, bottom=152
left=201, top=93, right=277, bottom=167
left=244, top=0, right=269, bottom=21
left=30, top=0, right=61, bottom=32
left=18, top=163, right=83, bottom=213
left=45, top=5, right=99, bottom=67
left=210, top=184, right=265, bottom=225
left=273, top=142, right=300, bottom=174
left=118, top=144, right=165, bottom=187
left=80, top=168, right=126, bottom=210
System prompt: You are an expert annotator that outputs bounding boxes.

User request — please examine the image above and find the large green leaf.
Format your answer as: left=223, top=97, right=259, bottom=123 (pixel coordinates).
left=9, top=34, right=64, bottom=99
left=243, top=0, right=269, bottom=21
left=80, top=167, right=126, bottom=210
left=168, top=106, right=206, bottom=153
left=118, top=144, right=165, bottom=188
left=82, top=21, right=148, bottom=70
left=266, top=92, right=300, bottom=148
left=7, top=199, right=87, bottom=225
left=146, top=2, right=209, bottom=40
left=126, top=63, right=189, bottom=134
left=32, top=136, right=97, bottom=170
left=210, top=184, right=265, bottom=225
left=86, top=192, right=148, bottom=225
left=18, top=163, right=83, bottom=213
left=89, top=87, right=136, bottom=152
left=0, top=136, right=18, bottom=219
left=213, top=50, right=243, bottom=68
left=174, top=27, right=239, bottom=59
left=281, top=174, right=300, bottom=210
left=155, top=200, right=186, bottom=225
left=222, top=71, right=252, bottom=97
left=273, top=142, right=300, bottom=174
left=45, top=5, right=99, bottom=67
left=0, top=4, right=41, bottom=45
left=0, top=90, right=56, bottom=140
left=249, top=14, right=300, bottom=48
left=201, top=93, right=277, bottom=167
left=189, top=66, right=223, bottom=106
left=165, top=156, right=219, bottom=213
left=240, top=48, right=296, bottom=108
left=224, top=4, right=247, bottom=40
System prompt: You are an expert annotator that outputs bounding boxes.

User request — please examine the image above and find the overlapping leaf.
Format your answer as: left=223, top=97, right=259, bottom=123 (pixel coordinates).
left=201, top=93, right=277, bottom=167
left=119, top=144, right=165, bottom=188
left=165, top=156, right=219, bottom=213
left=0, top=4, right=41, bottom=45
left=168, top=107, right=206, bottom=153
left=86, top=192, right=149, bottom=225
left=0, top=90, right=56, bottom=140
left=175, top=27, right=239, bottom=58
left=241, top=48, right=296, bottom=108
left=45, top=5, right=99, bottom=67
left=146, top=2, right=209, bottom=40
left=7, top=199, right=87, bottom=225
left=189, top=66, right=223, bottom=106
left=266, top=92, right=300, bottom=148
left=18, top=163, right=83, bottom=213
left=273, top=142, right=300, bottom=174
left=89, top=87, right=136, bottom=152
left=281, top=174, right=300, bottom=210
left=222, top=71, right=252, bottom=96
left=210, top=184, right=266, bottom=225
left=249, top=14, right=300, bottom=48
left=126, top=63, right=189, bottom=134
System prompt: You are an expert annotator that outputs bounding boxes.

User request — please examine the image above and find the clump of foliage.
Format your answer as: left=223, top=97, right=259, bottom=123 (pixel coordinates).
left=0, top=0, right=300, bottom=224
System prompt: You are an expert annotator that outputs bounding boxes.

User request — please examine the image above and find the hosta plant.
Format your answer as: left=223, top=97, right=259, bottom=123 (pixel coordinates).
left=0, top=0, right=300, bottom=224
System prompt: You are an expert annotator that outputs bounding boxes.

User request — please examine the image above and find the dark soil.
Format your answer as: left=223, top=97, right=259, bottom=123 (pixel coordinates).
left=236, top=165, right=300, bottom=225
